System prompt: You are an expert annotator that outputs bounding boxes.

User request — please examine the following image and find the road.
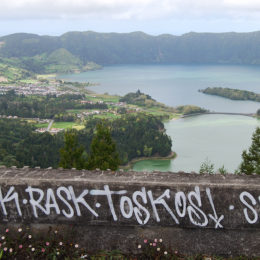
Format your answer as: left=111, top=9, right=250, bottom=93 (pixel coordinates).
left=47, top=120, right=54, bottom=131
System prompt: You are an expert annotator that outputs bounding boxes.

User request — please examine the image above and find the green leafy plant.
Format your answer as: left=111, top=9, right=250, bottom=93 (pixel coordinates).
left=199, top=158, right=215, bottom=174
left=217, top=165, right=228, bottom=175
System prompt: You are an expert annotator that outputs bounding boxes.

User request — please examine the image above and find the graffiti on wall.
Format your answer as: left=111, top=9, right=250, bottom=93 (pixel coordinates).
left=0, top=185, right=259, bottom=228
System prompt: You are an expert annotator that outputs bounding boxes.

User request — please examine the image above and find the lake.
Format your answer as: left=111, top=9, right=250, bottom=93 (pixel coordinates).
left=59, top=64, right=260, bottom=172
left=134, top=114, right=260, bottom=173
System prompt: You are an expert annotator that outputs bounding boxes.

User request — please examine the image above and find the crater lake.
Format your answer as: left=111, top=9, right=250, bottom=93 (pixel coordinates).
left=59, top=64, right=260, bottom=172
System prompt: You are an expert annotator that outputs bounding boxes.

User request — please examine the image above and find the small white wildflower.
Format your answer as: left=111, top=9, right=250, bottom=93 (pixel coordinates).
left=3, top=247, right=7, bottom=251
left=154, top=239, right=158, bottom=242
left=28, top=235, right=32, bottom=239
left=157, top=248, right=160, bottom=251
left=1, top=236, right=5, bottom=240
left=54, top=230, right=58, bottom=234
left=9, top=248, right=13, bottom=253
left=75, top=244, right=79, bottom=248
left=18, top=228, right=22, bottom=232
left=31, top=248, right=35, bottom=252
left=159, top=238, right=163, bottom=243
left=138, top=244, right=141, bottom=249
left=59, top=242, right=63, bottom=246
left=57, top=252, right=60, bottom=255
left=164, top=251, right=168, bottom=255
left=149, top=243, right=152, bottom=246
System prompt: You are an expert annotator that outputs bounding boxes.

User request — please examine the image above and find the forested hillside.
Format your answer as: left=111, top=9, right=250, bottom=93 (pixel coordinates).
left=0, top=114, right=172, bottom=168
left=0, top=91, right=107, bottom=119
left=1, top=31, right=260, bottom=74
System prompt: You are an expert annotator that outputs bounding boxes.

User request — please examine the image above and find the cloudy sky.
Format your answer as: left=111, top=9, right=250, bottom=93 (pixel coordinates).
left=0, top=0, right=260, bottom=36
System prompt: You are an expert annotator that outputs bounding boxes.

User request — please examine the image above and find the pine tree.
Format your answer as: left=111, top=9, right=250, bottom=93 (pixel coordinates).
left=59, top=129, right=85, bottom=170
left=240, top=127, right=260, bottom=174
left=87, top=123, right=120, bottom=171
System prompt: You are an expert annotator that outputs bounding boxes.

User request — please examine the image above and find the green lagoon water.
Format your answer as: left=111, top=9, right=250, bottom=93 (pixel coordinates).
left=133, top=114, right=260, bottom=173
left=59, top=64, right=260, bottom=172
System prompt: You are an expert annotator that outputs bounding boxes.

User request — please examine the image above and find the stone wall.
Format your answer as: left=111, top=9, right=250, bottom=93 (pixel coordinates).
left=0, top=166, right=259, bottom=256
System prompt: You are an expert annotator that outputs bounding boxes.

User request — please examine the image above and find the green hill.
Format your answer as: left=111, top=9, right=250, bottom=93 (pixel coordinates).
left=1, top=31, right=260, bottom=74
left=0, top=58, right=33, bottom=82
left=43, top=48, right=83, bottom=73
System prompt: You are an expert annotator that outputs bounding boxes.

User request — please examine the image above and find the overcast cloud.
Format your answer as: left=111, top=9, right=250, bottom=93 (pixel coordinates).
left=1, top=0, right=260, bottom=20
left=0, top=0, right=260, bottom=36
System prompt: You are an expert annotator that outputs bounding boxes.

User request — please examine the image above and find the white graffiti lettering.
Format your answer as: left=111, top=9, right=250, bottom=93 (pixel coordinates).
left=187, top=186, right=208, bottom=227
left=0, top=186, right=21, bottom=216
left=90, top=185, right=127, bottom=221
left=240, top=191, right=258, bottom=224
left=56, top=187, right=74, bottom=218
left=175, top=191, right=186, bottom=218
left=0, top=185, right=259, bottom=228
left=206, top=188, right=224, bottom=229
left=120, top=196, right=133, bottom=219
left=147, top=189, right=179, bottom=224
left=25, top=186, right=48, bottom=217
left=132, top=188, right=150, bottom=225
left=68, top=186, right=98, bottom=217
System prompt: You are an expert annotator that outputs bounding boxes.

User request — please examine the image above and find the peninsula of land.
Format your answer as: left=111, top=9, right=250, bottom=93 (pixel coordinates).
left=200, top=87, right=260, bottom=102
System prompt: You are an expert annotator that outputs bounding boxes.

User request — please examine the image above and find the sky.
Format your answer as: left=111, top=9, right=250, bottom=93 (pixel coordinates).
left=0, top=0, right=260, bottom=36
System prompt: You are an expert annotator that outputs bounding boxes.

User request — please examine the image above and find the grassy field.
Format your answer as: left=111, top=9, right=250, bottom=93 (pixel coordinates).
left=35, top=123, right=49, bottom=128
left=93, top=112, right=119, bottom=120
left=37, top=74, right=57, bottom=79
left=19, top=79, right=39, bottom=84
left=87, top=93, right=120, bottom=103
left=35, top=122, right=85, bottom=130
left=52, top=122, right=84, bottom=129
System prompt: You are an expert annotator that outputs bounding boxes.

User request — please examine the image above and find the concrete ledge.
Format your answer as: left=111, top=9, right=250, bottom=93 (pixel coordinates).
left=0, top=168, right=259, bottom=256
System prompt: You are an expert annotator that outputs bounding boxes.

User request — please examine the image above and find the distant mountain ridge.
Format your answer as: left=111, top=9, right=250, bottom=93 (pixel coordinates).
left=1, top=31, right=260, bottom=74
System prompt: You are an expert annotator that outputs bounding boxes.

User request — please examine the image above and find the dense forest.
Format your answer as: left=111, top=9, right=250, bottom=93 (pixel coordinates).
left=84, top=114, right=172, bottom=164
left=0, top=114, right=172, bottom=168
left=0, top=119, right=63, bottom=168
left=1, top=31, right=260, bottom=74
left=200, top=87, right=260, bottom=102
left=0, top=91, right=107, bottom=119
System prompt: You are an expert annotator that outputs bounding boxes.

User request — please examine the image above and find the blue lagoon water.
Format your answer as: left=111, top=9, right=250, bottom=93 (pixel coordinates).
left=60, top=64, right=260, bottom=113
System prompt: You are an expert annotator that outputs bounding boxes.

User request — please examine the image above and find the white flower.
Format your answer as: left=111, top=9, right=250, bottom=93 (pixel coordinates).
left=75, top=244, right=79, bottom=248
left=31, top=247, right=35, bottom=252
left=28, top=235, right=32, bottom=239
left=138, top=245, right=141, bottom=249
left=157, top=248, right=160, bottom=251
left=18, top=228, right=22, bottom=232
left=9, top=248, right=13, bottom=253
left=164, top=251, right=168, bottom=255
left=154, top=238, right=158, bottom=242
left=1, top=236, right=5, bottom=240
left=59, top=242, right=63, bottom=246
left=159, top=238, right=163, bottom=243
left=57, top=252, right=60, bottom=255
